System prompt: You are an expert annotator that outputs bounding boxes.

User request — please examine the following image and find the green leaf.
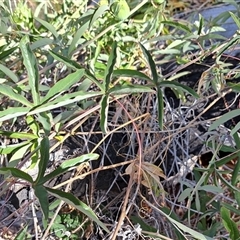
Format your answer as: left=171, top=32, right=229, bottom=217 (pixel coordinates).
left=39, top=153, right=99, bottom=184
left=49, top=50, right=82, bottom=70
left=0, top=64, right=18, bottom=83
left=46, top=187, right=109, bottom=233
left=0, top=167, right=33, bottom=183
left=229, top=11, right=240, bottom=30
left=104, top=41, right=118, bottom=92
left=35, top=137, right=50, bottom=184
left=230, top=121, right=240, bottom=136
left=0, top=46, right=18, bottom=61
left=221, top=202, right=240, bottom=216
left=15, top=225, right=28, bottom=240
left=84, top=69, right=104, bottom=91
left=37, top=112, right=51, bottom=135
left=157, top=89, right=164, bottom=130
left=99, top=41, right=118, bottom=133
left=89, top=5, right=109, bottom=28
left=26, top=115, right=40, bottom=136
left=139, top=43, right=158, bottom=85
left=0, top=141, right=31, bottom=155
left=41, top=69, right=85, bottom=103
left=227, top=82, right=240, bottom=93
left=34, top=185, right=49, bottom=219
left=28, top=91, right=101, bottom=115
left=77, top=78, right=92, bottom=92
left=100, top=95, right=109, bottom=133
left=53, top=110, right=75, bottom=126
left=197, top=14, right=204, bottom=36
left=198, top=185, right=224, bottom=194
left=160, top=206, right=186, bottom=240
left=167, top=71, right=191, bottom=82
left=68, top=21, right=89, bottom=56
left=234, top=191, right=240, bottom=207
left=63, top=153, right=98, bottom=168
left=0, top=130, right=37, bottom=139
left=209, top=109, right=240, bottom=131
left=161, top=20, right=192, bottom=33
left=29, top=140, right=39, bottom=169
left=155, top=203, right=214, bottom=239
left=139, top=42, right=165, bottom=130
left=215, top=151, right=240, bottom=168
left=217, top=173, right=240, bottom=193
left=130, top=215, right=157, bottom=232
left=0, top=84, right=33, bottom=107
left=195, top=191, right=201, bottom=212
left=35, top=17, right=59, bottom=39
left=109, top=84, right=154, bottom=94
left=221, top=206, right=240, bottom=240
left=156, top=49, right=181, bottom=54
left=113, top=69, right=153, bottom=83
left=110, top=0, right=130, bottom=21
left=166, top=39, right=186, bottom=49
left=9, top=142, right=32, bottom=168
left=30, top=38, right=54, bottom=51
left=19, top=36, right=40, bottom=105
left=231, top=155, right=240, bottom=186
left=0, top=107, right=30, bottom=122
left=158, top=81, right=199, bottom=98
left=217, top=35, right=240, bottom=57
left=233, top=131, right=240, bottom=149
left=178, top=188, right=192, bottom=202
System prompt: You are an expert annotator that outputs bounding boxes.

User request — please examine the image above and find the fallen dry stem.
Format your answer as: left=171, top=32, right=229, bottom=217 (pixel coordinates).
left=53, top=159, right=136, bottom=189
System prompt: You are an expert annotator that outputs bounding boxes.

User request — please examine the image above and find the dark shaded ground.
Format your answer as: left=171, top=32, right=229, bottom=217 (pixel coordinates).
left=2, top=54, right=240, bottom=239
left=14, top=55, right=240, bottom=199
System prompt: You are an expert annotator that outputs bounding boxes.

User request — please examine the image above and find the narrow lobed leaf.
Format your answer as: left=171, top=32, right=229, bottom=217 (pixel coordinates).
left=0, top=107, right=31, bottom=122
left=37, top=112, right=51, bottom=135
left=46, top=187, right=109, bottom=233
left=68, top=21, right=89, bottom=56
left=161, top=20, right=192, bottom=33
left=0, top=84, right=33, bottom=107
left=0, top=64, right=19, bottom=83
left=139, top=43, right=158, bottom=85
left=34, top=185, right=49, bottom=220
left=84, top=69, right=104, bottom=91
left=104, top=41, right=118, bottom=92
left=20, top=36, right=40, bottom=105
left=109, top=84, right=154, bottom=94
left=157, top=89, right=164, bottom=130
left=0, top=130, right=37, bottom=140
left=35, top=17, right=59, bottom=39
left=113, top=69, right=153, bottom=83
left=221, top=206, right=240, bottom=239
left=41, top=69, right=85, bottom=103
left=35, top=137, right=50, bottom=184
left=28, top=91, right=102, bottom=115
left=39, top=153, right=99, bottom=184
left=209, top=109, right=240, bottom=131
left=0, top=141, right=31, bottom=155
left=0, top=46, right=18, bottom=61
left=158, top=81, right=199, bottom=98
left=89, top=5, right=109, bottom=28
left=49, top=50, right=82, bottom=71
left=100, top=95, right=109, bottom=133
left=0, top=167, right=33, bottom=183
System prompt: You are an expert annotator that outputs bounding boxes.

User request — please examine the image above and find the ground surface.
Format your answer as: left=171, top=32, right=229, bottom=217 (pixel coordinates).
left=1, top=0, right=240, bottom=239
